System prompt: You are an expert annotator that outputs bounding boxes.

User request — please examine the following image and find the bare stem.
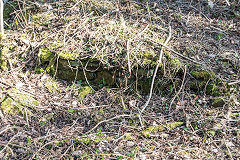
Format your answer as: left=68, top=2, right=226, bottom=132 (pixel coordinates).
left=140, top=25, right=172, bottom=114
left=0, top=0, right=4, bottom=35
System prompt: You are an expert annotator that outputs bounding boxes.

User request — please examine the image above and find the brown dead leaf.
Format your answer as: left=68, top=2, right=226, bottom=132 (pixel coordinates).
left=177, top=100, right=187, bottom=106
left=191, top=95, right=199, bottom=105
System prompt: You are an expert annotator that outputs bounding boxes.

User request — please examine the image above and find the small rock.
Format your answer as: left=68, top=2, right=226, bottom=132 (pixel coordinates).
left=225, top=141, right=234, bottom=147
left=72, top=150, right=81, bottom=156
left=53, top=102, right=62, bottom=106
left=16, top=148, right=27, bottom=154
left=208, top=0, right=214, bottom=9
left=212, top=148, right=218, bottom=153
left=22, top=39, right=30, bottom=45
left=41, top=74, right=48, bottom=81
left=160, top=133, right=169, bottom=138
left=212, top=97, right=225, bottom=107
left=72, top=101, right=78, bottom=107
left=64, top=93, right=71, bottom=99
left=129, top=100, right=136, bottom=107
left=126, top=141, right=135, bottom=147
left=16, top=82, right=24, bottom=89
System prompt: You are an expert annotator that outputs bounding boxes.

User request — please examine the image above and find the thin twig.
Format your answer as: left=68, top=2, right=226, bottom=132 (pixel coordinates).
left=0, top=132, right=19, bottom=155
left=79, top=61, right=95, bottom=92
left=0, top=0, right=4, bottom=35
left=0, top=79, right=13, bottom=88
left=0, top=109, right=7, bottom=124
left=127, top=25, right=149, bottom=76
left=64, top=0, right=82, bottom=17
left=0, top=126, right=20, bottom=135
left=0, top=79, right=38, bottom=98
left=228, top=80, right=240, bottom=85
left=0, top=141, right=32, bottom=152
left=63, top=105, right=109, bottom=110
left=225, top=0, right=230, bottom=6
left=86, top=114, right=131, bottom=134
left=169, top=65, right=187, bottom=109
left=224, top=137, right=233, bottom=160
left=30, top=140, right=58, bottom=160
left=146, top=37, right=202, bottom=65
left=140, top=25, right=172, bottom=114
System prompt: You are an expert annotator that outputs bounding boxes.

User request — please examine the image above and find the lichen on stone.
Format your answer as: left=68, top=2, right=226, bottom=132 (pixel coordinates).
left=165, top=51, right=182, bottom=68
left=1, top=97, right=25, bottom=115
left=57, top=51, right=80, bottom=60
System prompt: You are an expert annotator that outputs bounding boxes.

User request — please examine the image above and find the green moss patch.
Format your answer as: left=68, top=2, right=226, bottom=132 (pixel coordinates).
left=1, top=88, right=39, bottom=115
left=29, top=0, right=186, bottom=94
left=38, top=48, right=54, bottom=63
left=165, top=51, right=182, bottom=69
left=57, top=51, right=80, bottom=60
left=78, top=86, right=95, bottom=101
left=7, top=88, right=39, bottom=107
left=0, top=45, right=9, bottom=70
left=191, top=70, right=215, bottom=80
left=188, top=70, right=228, bottom=96
left=142, top=122, right=184, bottom=137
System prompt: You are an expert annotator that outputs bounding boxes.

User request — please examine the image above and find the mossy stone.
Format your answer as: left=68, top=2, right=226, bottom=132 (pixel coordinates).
left=95, top=71, right=114, bottom=86
left=191, top=70, right=215, bottom=80
left=206, top=82, right=221, bottom=96
left=32, top=12, right=55, bottom=27
left=78, top=86, right=94, bottom=101
left=142, top=122, right=184, bottom=137
left=7, top=88, right=39, bottom=107
left=212, top=97, right=225, bottom=108
left=1, top=97, right=23, bottom=115
left=165, top=51, right=182, bottom=68
left=58, top=51, right=79, bottom=60
left=1, top=88, right=39, bottom=115
left=189, top=80, right=206, bottom=90
left=1, top=94, right=32, bottom=115
left=38, top=48, right=53, bottom=63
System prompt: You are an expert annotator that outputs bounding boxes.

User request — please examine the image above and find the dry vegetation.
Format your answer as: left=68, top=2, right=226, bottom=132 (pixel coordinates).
left=0, top=0, right=240, bottom=159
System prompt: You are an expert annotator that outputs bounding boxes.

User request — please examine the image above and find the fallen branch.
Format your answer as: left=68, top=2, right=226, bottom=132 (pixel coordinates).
left=228, top=80, right=240, bottom=85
